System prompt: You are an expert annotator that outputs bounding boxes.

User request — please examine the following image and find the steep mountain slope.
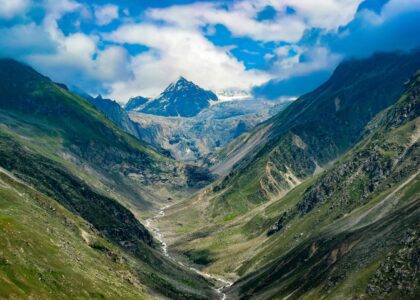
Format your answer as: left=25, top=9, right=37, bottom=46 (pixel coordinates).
left=82, top=94, right=143, bottom=140
left=0, top=169, right=150, bottom=299
left=129, top=99, right=290, bottom=162
left=0, top=59, right=216, bottom=299
left=226, top=69, right=420, bottom=300
left=154, top=51, right=420, bottom=285
left=139, top=77, right=218, bottom=117
left=209, top=51, right=420, bottom=218
left=125, top=95, right=150, bottom=111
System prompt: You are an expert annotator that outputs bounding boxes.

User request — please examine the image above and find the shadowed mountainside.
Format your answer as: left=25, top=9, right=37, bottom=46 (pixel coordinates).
left=0, top=59, right=216, bottom=299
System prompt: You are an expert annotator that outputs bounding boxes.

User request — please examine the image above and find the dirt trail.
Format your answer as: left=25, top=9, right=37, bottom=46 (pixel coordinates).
left=144, top=205, right=233, bottom=299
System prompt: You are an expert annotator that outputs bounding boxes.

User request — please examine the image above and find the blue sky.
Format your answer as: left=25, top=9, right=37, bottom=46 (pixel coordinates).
left=0, top=0, right=419, bottom=102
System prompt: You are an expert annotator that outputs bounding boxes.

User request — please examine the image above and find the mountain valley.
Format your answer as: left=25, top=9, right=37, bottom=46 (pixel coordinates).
left=150, top=51, right=420, bottom=299
left=0, top=49, right=419, bottom=300
left=82, top=76, right=291, bottom=163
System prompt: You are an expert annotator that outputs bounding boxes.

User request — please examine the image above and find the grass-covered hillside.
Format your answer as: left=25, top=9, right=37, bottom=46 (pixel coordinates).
left=209, top=50, right=420, bottom=220
left=155, top=52, right=420, bottom=291
left=0, top=59, right=216, bottom=299
left=227, top=69, right=420, bottom=300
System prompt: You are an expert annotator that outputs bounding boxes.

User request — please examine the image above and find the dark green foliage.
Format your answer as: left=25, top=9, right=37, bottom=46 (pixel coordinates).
left=0, top=132, right=153, bottom=249
left=184, top=249, right=215, bottom=266
left=185, top=165, right=216, bottom=188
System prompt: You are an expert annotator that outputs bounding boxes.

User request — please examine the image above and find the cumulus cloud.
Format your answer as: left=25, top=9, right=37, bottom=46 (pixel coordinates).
left=254, top=0, right=420, bottom=99
left=0, top=0, right=131, bottom=95
left=94, top=0, right=364, bottom=101
left=268, top=0, right=364, bottom=30
left=26, top=31, right=132, bottom=93
left=325, top=0, right=420, bottom=58
left=381, top=0, right=420, bottom=19
left=104, top=23, right=270, bottom=100
left=147, top=0, right=364, bottom=42
left=101, top=0, right=366, bottom=100
left=147, top=2, right=306, bottom=42
left=0, top=22, right=56, bottom=56
left=0, top=0, right=31, bottom=19
left=1, top=0, right=418, bottom=102
left=94, top=4, right=119, bottom=26
left=270, top=46, right=342, bottom=79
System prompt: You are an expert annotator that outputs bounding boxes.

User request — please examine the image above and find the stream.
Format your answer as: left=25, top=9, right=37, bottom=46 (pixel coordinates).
left=144, top=205, right=232, bottom=299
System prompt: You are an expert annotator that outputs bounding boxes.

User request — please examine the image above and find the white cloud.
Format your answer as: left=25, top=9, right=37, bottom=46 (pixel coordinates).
left=146, top=0, right=363, bottom=42
left=101, top=0, right=365, bottom=101
left=0, top=0, right=371, bottom=102
left=0, top=0, right=30, bottom=19
left=270, top=0, right=363, bottom=31
left=368, top=0, right=420, bottom=23
left=0, top=22, right=56, bottom=56
left=26, top=31, right=132, bottom=92
left=0, top=0, right=131, bottom=95
left=270, top=46, right=342, bottom=79
left=95, top=46, right=132, bottom=81
left=104, top=23, right=271, bottom=100
left=94, top=4, right=119, bottom=26
left=147, top=2, right=306, bottom=42
left=42, top=0, right=82, bottom=39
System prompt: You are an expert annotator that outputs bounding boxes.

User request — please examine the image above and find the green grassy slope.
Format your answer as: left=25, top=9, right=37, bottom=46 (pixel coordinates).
left=226, top=70, right=420, bottom=299
left=0, top=170, right=149, bottom=299
left=155, top=52, right=420, bottom=284
left=0, top=59, right=216, bottom=299
left=0, top=58, right=213, bottom=211
left=210, top=51, right=420, bottom=220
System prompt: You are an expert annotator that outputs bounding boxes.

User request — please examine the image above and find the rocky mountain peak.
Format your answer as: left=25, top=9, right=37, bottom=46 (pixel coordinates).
left=138, top=76, right=218, bottom=117
left=163, top=76, right=199, bottom=93
left=125, top=95, right=150, bottom=111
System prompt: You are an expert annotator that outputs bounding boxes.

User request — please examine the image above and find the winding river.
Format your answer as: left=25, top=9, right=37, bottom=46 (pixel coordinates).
left=144, top=205, right=232, bottom=299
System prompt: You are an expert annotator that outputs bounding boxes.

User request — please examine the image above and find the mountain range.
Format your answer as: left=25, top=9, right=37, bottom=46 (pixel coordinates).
left=0, top=49, right=419, bottom=300
left=129, top=99, right=291, bottom=162
left=85, top=77, right=289, bottom=162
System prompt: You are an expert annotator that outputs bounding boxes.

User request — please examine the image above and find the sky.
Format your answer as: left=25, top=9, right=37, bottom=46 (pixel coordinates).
left=0, top=0, right=419, bottom=102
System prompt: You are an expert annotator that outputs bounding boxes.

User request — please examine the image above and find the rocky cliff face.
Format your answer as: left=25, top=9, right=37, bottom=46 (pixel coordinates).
left=139, top=76, right=218, bottom=117
left=129, top=99, right=290, bottom=163
left=124, top=95, right=150, bottom=111
left=79, top=94, right=143, bottom=140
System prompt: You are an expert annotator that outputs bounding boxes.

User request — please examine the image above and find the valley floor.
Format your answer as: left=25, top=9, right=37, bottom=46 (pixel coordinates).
left=143, top=202, right=233, bottom=299
left=152, top=171, right=419, bottom=299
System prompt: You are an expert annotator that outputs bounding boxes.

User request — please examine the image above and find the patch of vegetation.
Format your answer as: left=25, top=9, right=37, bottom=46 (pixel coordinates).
left=184, top=249, right=215, bottom=266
